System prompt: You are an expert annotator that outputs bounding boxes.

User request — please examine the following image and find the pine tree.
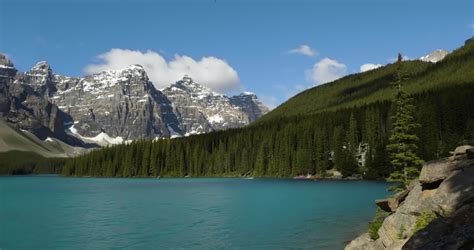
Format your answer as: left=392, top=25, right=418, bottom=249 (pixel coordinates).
left=386, top=54, right=424, bottom=191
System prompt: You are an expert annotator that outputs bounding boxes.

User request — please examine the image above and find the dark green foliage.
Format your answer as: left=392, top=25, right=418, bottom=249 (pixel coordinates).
left=386, top=55, right=424, bottom=191
left=62, top=42, right=474, bottom=179
left=0, top=151, right=65, bottom=175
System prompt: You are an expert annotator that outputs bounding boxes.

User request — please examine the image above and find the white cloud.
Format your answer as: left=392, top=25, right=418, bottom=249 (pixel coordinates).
left=469, top=23, right=474, bottom=29
left=306, top=57, right=347, bottom=85
left=85, top=48, right=240, bottom=93
left=360, top=63, right=382, bottom=72
left=288, top=45, right=317, bottom=57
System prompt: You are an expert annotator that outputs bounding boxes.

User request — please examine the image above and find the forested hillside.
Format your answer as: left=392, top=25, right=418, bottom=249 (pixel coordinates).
left=63, top=40, right=474, bottom=178
left=258, top=39, right=474, bottom=122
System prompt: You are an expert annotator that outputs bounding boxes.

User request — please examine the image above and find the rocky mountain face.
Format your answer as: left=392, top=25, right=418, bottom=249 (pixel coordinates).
left=47, top=64, right=182, bottom=144
left=0, top=54, right=80, bottom=145
left=419, top=49, right=449, bottom=63
left=162, top=76, right=269, bottom=135
left=346, top=145, right=474, bottom=250
left=0, top=55, right=268, bottom=147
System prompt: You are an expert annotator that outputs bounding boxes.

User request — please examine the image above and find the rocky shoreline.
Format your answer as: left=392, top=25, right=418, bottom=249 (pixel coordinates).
left=346, top=145, right=474, bottom=249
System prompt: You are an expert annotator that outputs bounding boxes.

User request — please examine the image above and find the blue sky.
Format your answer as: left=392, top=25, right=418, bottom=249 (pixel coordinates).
left=1, top=0, right=473, bottom=108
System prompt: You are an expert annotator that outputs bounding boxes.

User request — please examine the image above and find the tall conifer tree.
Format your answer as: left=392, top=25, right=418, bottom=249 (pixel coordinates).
left=386, top=54, right=424, bottom=191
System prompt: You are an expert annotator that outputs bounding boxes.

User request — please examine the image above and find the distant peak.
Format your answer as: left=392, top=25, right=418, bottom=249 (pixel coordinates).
left=419, top=49, right=449, bottom=63
left=167, top=75, right=222, bottom=98
left=31, top=61, right=53, bottom=74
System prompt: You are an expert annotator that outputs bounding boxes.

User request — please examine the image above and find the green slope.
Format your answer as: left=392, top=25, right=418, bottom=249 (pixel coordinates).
left=258, top=40, right=474, bottom=123
left=0, top=119, right=86, bottom=158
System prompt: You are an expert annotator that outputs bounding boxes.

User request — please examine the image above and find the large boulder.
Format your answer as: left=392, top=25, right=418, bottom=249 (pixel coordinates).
left=403, top=204, right=474, bottom=249
left=396, top=180, right=446, bottom=216
left=451, top=145, right=474, bottom=157
left=419, top=159, right=456, bottom=185
left=430, top=164, right=474, bottom=215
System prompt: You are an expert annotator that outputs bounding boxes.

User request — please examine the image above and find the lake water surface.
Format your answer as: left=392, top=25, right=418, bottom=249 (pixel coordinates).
left=0, top=177, right=389, bottom=249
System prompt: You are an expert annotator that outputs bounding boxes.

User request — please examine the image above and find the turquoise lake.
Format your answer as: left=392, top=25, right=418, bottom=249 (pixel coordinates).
left=0, top=177, right=389, bottom=249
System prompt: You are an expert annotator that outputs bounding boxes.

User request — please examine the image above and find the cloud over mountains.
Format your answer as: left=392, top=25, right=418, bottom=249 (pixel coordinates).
left=85, top=49, right=240, bottom=93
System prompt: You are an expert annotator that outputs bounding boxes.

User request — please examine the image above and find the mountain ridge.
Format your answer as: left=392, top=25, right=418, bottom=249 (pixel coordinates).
left=0, top=56, right=268, bottom=152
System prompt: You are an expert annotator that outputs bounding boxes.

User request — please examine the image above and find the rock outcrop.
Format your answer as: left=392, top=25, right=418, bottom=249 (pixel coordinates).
left=0, top=55, right=83, bottom=145
left=346, top=145, right=474, bottom=250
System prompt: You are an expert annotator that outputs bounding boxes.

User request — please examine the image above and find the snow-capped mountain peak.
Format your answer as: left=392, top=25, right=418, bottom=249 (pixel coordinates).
left=172, top=75, right=221, bottom=99
left=419, top=49, right=449, bottom=63
left=162, top=75, right=269, bottom=135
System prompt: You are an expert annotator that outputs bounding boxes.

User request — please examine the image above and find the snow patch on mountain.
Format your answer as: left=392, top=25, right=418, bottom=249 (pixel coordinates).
left=68, top=124, right=124, bottom=146
left=419, top=49, right=449, bottom=63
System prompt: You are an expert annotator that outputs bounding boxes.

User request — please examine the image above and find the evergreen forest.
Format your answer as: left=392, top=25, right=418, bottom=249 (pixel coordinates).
left=26, top=41, right=474, bottom=178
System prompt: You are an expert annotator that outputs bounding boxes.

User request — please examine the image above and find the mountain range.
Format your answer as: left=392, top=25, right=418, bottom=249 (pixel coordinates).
left=0, top=39, right=470, bottom=158
left=0, top=55, right=268, bottom=154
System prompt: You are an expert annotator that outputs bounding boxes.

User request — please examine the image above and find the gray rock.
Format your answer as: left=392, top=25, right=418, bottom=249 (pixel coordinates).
left=162, top=76, right=269, bottom=136
left=376, top=190, right=409, bottom=213
left=419, top=159, right=456, bottom=184
left=378, top=212, right=416, bottom=247
left=403, top=204, right=474, bottom=250
left=430, top=163, right=474, bottom=215
left=451, top=145, right=474, bottom=157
